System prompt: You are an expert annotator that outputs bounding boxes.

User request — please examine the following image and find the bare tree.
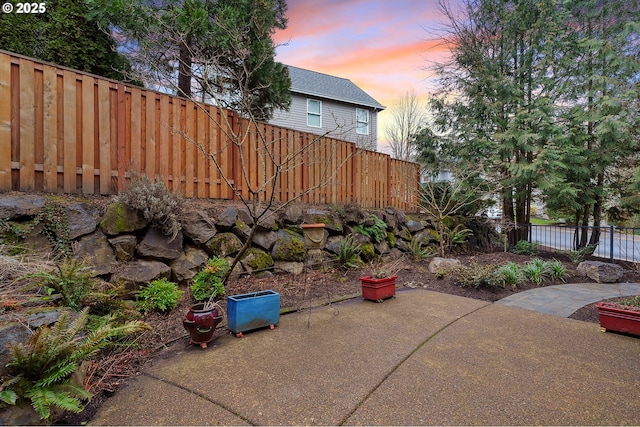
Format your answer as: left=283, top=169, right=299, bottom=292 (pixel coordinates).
left=385, top=89, right=426, bottom=162
left=118, top=10, right=355, bottom=287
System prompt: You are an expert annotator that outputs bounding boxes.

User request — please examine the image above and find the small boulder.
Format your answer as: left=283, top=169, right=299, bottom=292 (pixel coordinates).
left=108, top=235, right=137, bottom=262
left=0, top=194, right=46, bottom=219
left=181, top=210, right=217, bottom=245
left=100, top=202, right=147, bottom=236
left=136, top=228, right=184, bottom=262
left=111, top=260, right=171, bottom=294
left=576, top=261, right=624, bottom=283
left=203, top=232, right=243, bottom=258
left=75, top=230, right=116, bottom=275
left=252, top=230, right=278, bottom=251
left=169, top=246, right=209, bottom=284
left=216, top=207, right=238, bottom=231
left=67, top=203, right=98, bottom=239
left=271, top=229, right=305, bottom=262
left=274, top=261, right=304, bottom=275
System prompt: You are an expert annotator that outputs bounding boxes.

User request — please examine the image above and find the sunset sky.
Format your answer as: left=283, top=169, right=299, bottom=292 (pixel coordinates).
left=273, top=0, right=454, bottom=151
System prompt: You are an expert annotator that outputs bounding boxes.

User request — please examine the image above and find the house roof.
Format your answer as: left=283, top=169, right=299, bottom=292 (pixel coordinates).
left=286, top=65, right=385, bottom=110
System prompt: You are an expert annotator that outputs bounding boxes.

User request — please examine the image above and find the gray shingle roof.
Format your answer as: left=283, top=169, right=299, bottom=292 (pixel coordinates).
left=286, top=65, right=385, bottom=110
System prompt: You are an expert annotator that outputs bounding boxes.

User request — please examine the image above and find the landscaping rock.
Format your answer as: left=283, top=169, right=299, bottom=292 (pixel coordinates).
left=169, top=246, right=208, bottom=284
left=274, top=261, right=304, bottom=275
left=75, top=230, right=116, bottom=275
left=576, top=261, right=624, bottom=283
left=203, top=232, right=243, bottom=257
left=136, top=228, right=184, bottom=262
left=108, top=235, right=137, bottom=262
left=100, top=202, right=147, bottom=235
left=0, top=322, right=31, bottom=378
left=216, top=207, right=238, bottom=231
left=181, top=210, right=217, bottom=245
left=240, top=248, right=274, bottom=274
left=374, top=239, right=391, bottom=255
left=0, top=194, right=46, bottom=219
left=405, top=219, right=425, bottom=233
left=252, top=230, right=278, bottom=251
left=429, top=257, right=461, bottom=274
left=324, top=235, right=342, bottom=255
left=111, top=260, right=171, bottom=294
left=66, top=203, right=98, bottom=239
left=232, top=220, right=252, bottom=242
left=280, top=204, right=303, bottom=225
left=271, top=229, right=305, bottom=262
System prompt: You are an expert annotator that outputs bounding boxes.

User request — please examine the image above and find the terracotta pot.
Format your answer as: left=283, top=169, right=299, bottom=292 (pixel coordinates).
left=360, top=275, right=397, bottom=302
left=596, top=302, right=640, bottom=337
left=183, top=303, right=223, bottom=348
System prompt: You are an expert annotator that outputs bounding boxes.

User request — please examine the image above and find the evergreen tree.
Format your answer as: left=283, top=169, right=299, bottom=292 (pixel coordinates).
left=0, top=0, right=134, bottom=81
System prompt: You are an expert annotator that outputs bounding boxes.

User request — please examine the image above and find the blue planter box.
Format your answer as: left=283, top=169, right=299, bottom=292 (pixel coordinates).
left=227, top=290, right=280, bottom=336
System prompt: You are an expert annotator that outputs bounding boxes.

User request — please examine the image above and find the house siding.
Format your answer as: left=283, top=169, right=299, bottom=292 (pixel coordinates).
left=270, top=94, right=379, bottom=150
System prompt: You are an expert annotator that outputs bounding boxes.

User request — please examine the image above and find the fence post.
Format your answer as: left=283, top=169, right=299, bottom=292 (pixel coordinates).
left=610, top=225, right=615, bottom=263
left=528, top=223, right=532, bottom=243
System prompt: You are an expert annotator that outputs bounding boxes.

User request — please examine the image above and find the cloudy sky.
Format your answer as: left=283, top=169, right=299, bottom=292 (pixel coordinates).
left=273, top=0, right=455, bottom=150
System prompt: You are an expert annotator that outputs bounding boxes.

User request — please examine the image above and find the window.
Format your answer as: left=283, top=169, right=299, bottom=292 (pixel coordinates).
left=307, top=99, right=321, bottom=127
left=356, top=108, right=369, bottom=135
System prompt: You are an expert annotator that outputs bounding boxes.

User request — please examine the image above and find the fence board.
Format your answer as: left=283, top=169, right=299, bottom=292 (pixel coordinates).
left=0, top=54, right=10, bottom=190
left=62, top=70, right=76, bottom=192
left=97, top=80, right=111, bottom=194
left=42, top=65, right=58, bottom=192
left=19, top=59, right=35, bottom=191
left=145, top=91, right=156, bottom=180
left=81, top=75, right=94, bottom=193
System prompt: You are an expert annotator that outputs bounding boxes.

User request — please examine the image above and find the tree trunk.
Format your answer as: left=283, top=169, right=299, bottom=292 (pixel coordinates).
left=178, top=36, right=192, bottom=98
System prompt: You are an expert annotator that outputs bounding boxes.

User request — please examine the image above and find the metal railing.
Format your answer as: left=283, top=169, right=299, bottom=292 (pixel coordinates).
left=528, top=224, right=640, bottom=263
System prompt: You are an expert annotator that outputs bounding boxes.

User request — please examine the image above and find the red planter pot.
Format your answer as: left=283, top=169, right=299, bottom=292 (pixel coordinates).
left=596, top=302, right=640, bottom=337
left=183, top=303, right=223, bottom=348
left=360, top=275, right=397, bottom=302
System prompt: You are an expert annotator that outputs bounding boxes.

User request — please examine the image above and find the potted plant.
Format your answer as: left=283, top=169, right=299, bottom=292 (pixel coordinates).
left=360, top=258, right=404, bottom=303
left=183, top=257, right=229, bottom=348
left=596, top=296, right=640, bottom=337
left=226, top=290, right=281, bottom=337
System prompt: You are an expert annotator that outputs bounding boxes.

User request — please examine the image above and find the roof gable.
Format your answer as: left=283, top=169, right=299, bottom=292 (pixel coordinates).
left=287, top=66, right=385, bottom=110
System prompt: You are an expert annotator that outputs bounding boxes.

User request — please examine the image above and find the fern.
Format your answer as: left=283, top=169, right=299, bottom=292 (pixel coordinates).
left=2, top=308, right=149, bottom=421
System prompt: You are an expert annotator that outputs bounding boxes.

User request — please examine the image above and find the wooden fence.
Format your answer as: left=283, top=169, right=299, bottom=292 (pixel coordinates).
left=0, top=50, right=420, bottom=211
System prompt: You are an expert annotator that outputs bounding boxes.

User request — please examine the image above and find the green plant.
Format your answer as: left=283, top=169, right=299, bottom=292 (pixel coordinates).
left=117, top=173, right=183, bottom=240
left=353, top=216, right=387, bottom=243
left=546, top=259, right=567, bottom=282
left=451, top=263, right=502, bottom=289
left=522, top=258, right=549, bottom=285
left=0, top=308, right=149, bottom=421
left=136, top=278, right=183, bottom=313
left=21, top=258, right=98, bottom=311
left=565, top=244, right=596, bottom=264
left=33, top=200, right=72, bottom=257
left=621, top=295, right=640, bottom=307
left=496, top=262, right=525, bottom=287
left=510, top=240, right=539, bottom=256
left=191, top=257, right=229, bottom=302
left=407, top=237, right=436, bottom=261
left=335, top=234, right=363, bottom=269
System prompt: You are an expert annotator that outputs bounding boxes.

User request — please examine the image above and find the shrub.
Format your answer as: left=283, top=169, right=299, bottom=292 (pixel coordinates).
left=522, top=258, right=549, bottom=285
left=408, top=237, right=436, bottom=261
left=118, top=173, right=183, bottom=240
left=496, top=262, right=525, bottom=287
left=0, top=308, right=149, bottom=421
left=335, top=234, right=363, bottom=269
left=510, top=240, right=539, bottom=256
left=22, top=258, right=98, bottom=311
left=565, top=244, right=596, bottom=263
left=136, top=278, right=183, bottom=313
left=353, top=216, right=387, bottom=243
left=452, top=263, right=502, bottom=289
left=546, top=259, right=567, bottom=282
left=191, top=257, right=229, bottom=302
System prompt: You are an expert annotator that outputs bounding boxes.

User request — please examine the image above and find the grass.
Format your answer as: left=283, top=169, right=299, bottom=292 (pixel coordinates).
left=530, top=217, right=560, bottom=225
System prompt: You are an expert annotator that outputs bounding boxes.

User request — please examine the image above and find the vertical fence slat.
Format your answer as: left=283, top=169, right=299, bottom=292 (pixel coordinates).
left=158, top=94, right=169, bottom=188
left=81, top=75, right=94, bottom=194
left=19, top=59, right=35, bottom=191
left=97, top=80, right=110, bottom=194
left=145, top=92, right=156, bottom=180
left=42, top=65, right=58, bottom=192
left=62, top=70, right=76, bottom=192
left=0, top=53, right=10, bottom=190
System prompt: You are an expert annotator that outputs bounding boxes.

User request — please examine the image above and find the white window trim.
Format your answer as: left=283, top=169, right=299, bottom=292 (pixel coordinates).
left=307, top=99, right=322, bottom=128
left=356, top=108, right=369, bottom=135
